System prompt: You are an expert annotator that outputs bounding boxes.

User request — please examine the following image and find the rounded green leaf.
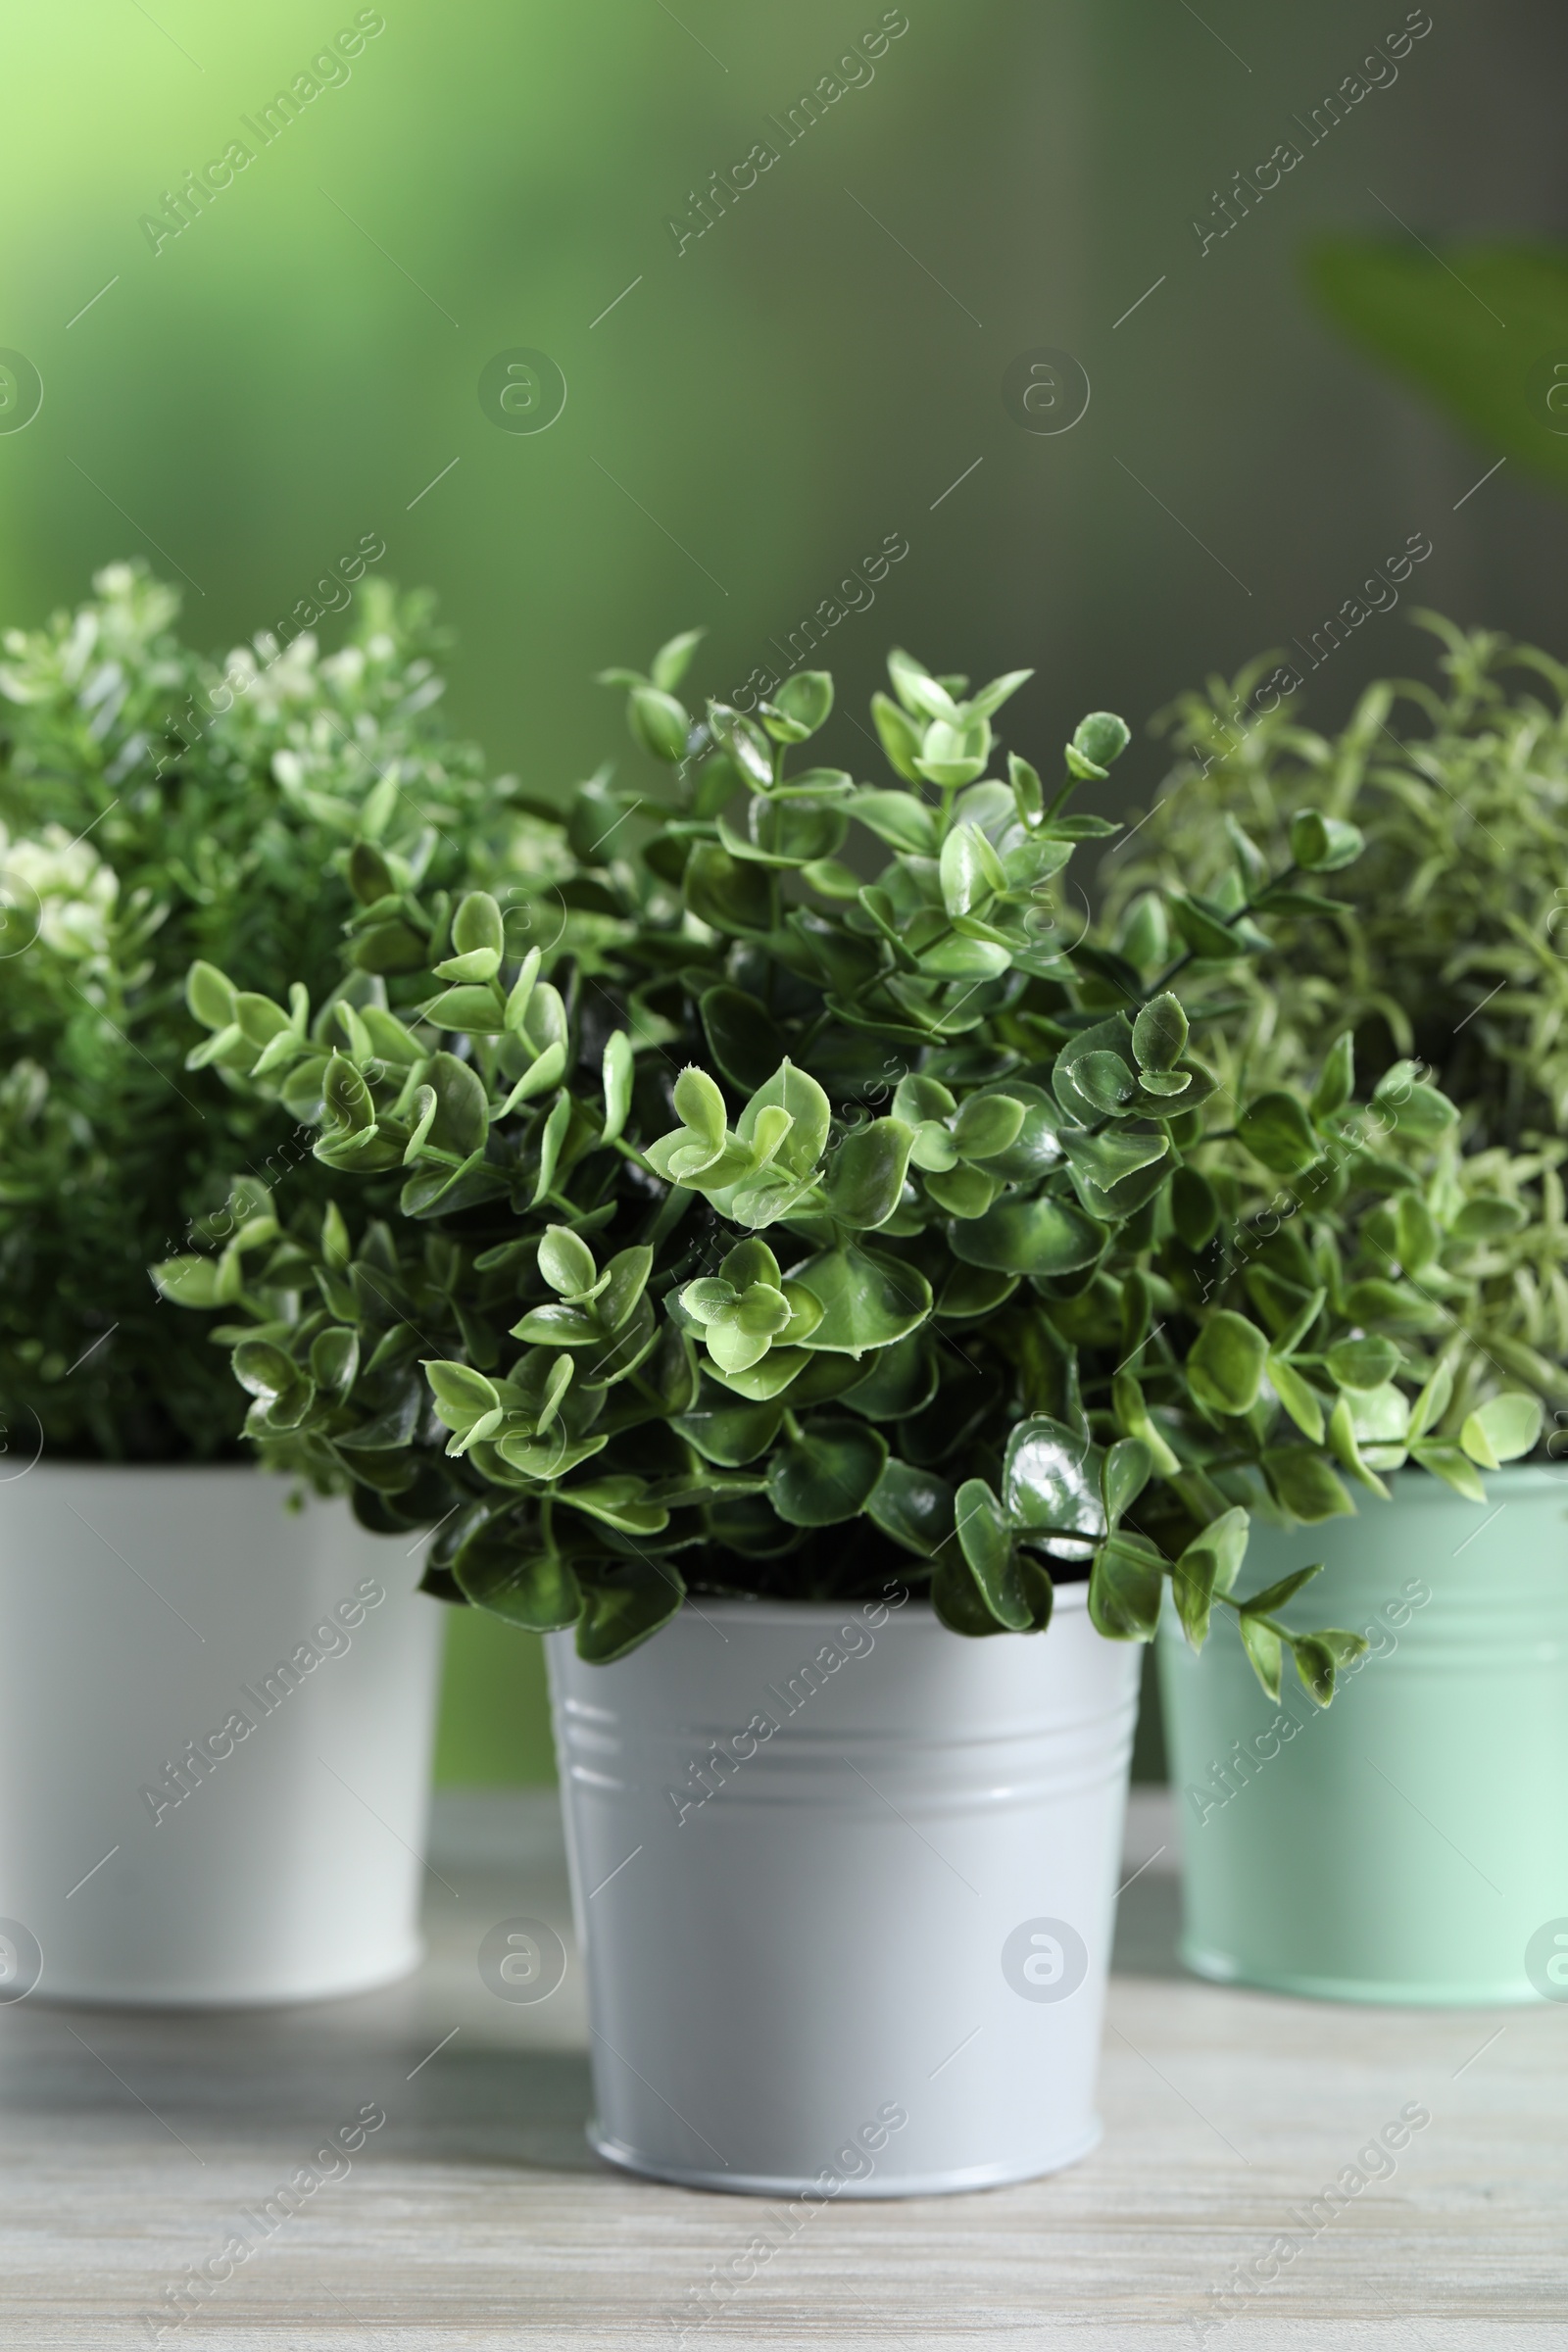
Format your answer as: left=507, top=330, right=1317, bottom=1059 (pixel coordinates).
left=186, top=959, right=237, bottom=1031
left=791, top=1246, right=931, bottom=1354
left=1238, top=1092, right=1320, bottom=1175
left=823, top=1117, right=915, bottom=1231
left=1289, top=808, right=1364, bottom=872
left=955, top=1478, right=1032, bottom=1630
left=1460, top=1391, right=1544, bottom=1469
left=1003, top=1417, right=1105, bottom=1541
left=1325, top=1335, right=1401, bottom=1392
left=628, top=684, right=690, bottom=762
left=765, top=1418, right=888, bottom=1526
left=1187, top=1312, right=1269, bottom=1417
left=949, top=1196, right=1105, bottom=1279
left=1131, top=992, right=1188, bottom=1074
left=539, top=1226, right=600, bottom=1299
left=866, top=1457, right=955, bottom=1556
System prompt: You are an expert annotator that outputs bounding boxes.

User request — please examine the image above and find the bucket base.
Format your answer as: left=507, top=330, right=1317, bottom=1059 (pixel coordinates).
left=1181, top=1937, right=1537, bottom=2010
left=588, top=2118, right=1102, bottom=2199
left=28, top=1935, right=425, bottom=2013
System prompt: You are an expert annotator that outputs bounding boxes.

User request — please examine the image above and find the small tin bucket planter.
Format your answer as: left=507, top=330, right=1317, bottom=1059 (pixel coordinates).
left=547, top=1582, right=1141, bottom=2197
left=1157, top=1467, right=1568, bottom=2006
left=0, top=1464, right=444, bottom=2007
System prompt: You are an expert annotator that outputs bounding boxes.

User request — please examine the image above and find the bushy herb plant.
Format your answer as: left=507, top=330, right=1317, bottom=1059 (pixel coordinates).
left=168, top=633, right=1551, bottom=1690
left=1113, top=615, right=1568, bottom=1136
left=0, top=563, right=549, bottom=1457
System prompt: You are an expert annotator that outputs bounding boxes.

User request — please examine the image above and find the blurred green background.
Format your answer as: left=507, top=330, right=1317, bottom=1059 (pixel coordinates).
left=5, top=0, right=1565, bottom=1782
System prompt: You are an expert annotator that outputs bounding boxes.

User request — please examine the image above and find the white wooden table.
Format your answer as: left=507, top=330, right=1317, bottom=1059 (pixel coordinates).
left=2, top=1791, right=1562, bottom=2348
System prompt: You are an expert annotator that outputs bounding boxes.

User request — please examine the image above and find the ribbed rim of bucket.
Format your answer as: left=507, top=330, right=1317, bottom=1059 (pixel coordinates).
left=666, top=1581, right=1090, bottom=1627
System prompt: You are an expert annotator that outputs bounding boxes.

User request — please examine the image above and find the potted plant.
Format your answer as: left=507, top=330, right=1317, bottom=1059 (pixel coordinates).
left=0, top=562, right=552, bottom=2006
left=169, top=627, right=1530, bottom=2182
left=1115, top=619, right=1568, bottom=2003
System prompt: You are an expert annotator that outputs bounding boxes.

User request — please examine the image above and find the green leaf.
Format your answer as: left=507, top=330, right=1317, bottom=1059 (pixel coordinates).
left=697, top=986, right=786, bottom=1095
left=452, top=889, right=505, bottom=961
left=186, top=959, right=237, bottom=1030
left=673, top=1063, right=727, bottom=1152
left=650, top=627, right=705, bottom=693
left=1171, top=1506, right=1250, bottom=1646
left=151, top=1255, right=221, bottom=1308
left=1004, top=1417, right=1104, bottom=1541
left=1459, top=1391, right=1544, bottom=1468
left=1289, top=808, right=1364, bottom=872
left=627, top=683, right=689, bottom=762
left=1169, top=892, right=1249, bottom=961
left=1101, top=1437, right=1152, bottom=1529
left=1239, top=1561, right=1325, bottom=1618
left=951, top=1093, right=1025, bottom=1162
left=1171, top=1166, right=1221, bottom=1252
left=1239, top=1614, right=1283, bottom=1700
left=1186, top=1312, right=1269, bottom=1416
left=685, top=841, right=773, bottom=933
left=575, top=1560, right=687, bottom=1662
left=766, top=1418, right=887, bottom=1525
left=1450, top=1196, right=1529, bottom=1244
left=868, top=693, right=925, bottom=786
left=768, top=667, right=834, bottom=736
left=949, top=1195, right=1105, bottom=1279
left=939, top=822, right=1004, bottom=918
left=455, top=1521, right=583, bottom=1632
left=1326, top=1335, right=1401, bottom=1392
left=1239, top=1091, right=1320, bottom=1175
left=1408, top=1438, right=1488, bottom=1501
left=1407, top=1356, right=1454, bottom=1441
left=538, top=1226, right=600, bottom=1298
left=848, top=786, right=936, bottom=855
left=1072, top=710, right=1130, bottom=768
left=823, top=1117, right=914, bottom=1230
left=738, top=1059, right=830, bottom=1179
left=1262, top=1446, right=1353, bottom=1523
left=1310, top=1032, right=1355, bottom=1120
left=791, top=1246, right=931, bottom=1353
left=1327, top=1393, right=1391, bottom=1498
left=954, top=1478, right=1032, bottom=1629
left=866, top=1457, right=955, bottom=1555
left=231, top=1338, right=298, bottom=1399
left=1075, top=1051, right=1139, bottom=1116
left=558, top=1478, right=671, bottom=1537
left=425, top=1052, right=489, bottom=1156
left=1267, top=1355, right=1326, bottom=1443
left=1089, top=1529, right=1166, bottom=1641
left=1131, top=992, right=1188, bottom=1073
left=602, top=1030, right=634, bottom=1145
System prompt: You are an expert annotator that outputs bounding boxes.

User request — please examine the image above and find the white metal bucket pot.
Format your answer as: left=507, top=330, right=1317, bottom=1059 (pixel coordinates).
left=0, top=1464, right=445, bottom=2007
left=547, top=1583, right=1141, bottom=2197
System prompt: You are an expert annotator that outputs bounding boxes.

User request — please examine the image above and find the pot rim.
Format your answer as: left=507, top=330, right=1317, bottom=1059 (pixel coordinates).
left=659, top=1581, right=1091, bottom=1628
left=1356, top=1462, right=1568, bottom=1502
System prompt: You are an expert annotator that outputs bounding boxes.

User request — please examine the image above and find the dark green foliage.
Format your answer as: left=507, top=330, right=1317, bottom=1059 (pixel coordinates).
left=170, top=629, right=1551, bottom=1682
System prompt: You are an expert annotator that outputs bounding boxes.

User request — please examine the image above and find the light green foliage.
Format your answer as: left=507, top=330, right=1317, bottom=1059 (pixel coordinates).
left=170, top=629, right=1552, bottom=1686
left=0, top=562, right=543, bottom=1456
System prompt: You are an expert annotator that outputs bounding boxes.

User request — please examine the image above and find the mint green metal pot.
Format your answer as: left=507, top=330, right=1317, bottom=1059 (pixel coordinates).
left=1156, top=1468, right=1568, bottom=2005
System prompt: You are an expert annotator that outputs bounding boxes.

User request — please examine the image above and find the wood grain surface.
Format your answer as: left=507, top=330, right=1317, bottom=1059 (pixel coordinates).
left=1, top=1790, right=1562, bottom=2349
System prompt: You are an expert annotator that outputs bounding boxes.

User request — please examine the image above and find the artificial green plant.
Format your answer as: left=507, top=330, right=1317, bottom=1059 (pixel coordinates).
left=0, top=562, right=553, bottom=1457
left=166, top=634, right=1551, bottom=1687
